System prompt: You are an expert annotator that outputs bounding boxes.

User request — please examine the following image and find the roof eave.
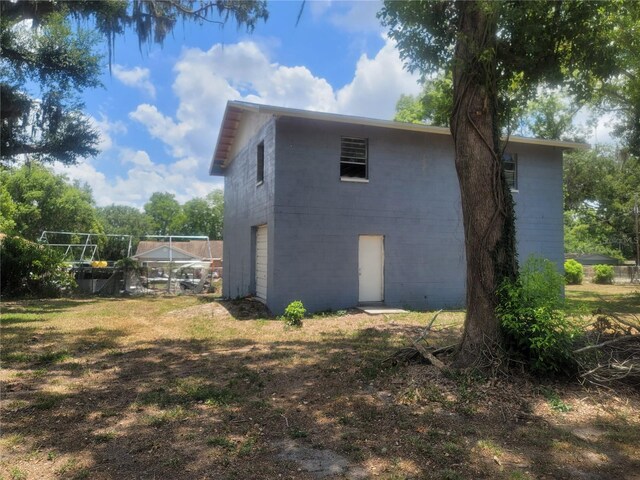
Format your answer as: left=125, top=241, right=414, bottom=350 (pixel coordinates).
left=209, top=101, right=590, bottom=175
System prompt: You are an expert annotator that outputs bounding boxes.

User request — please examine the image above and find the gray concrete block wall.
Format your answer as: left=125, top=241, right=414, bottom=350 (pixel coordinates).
left=269, top=117, right=467, bottom=314
left=220, top=114, right=566, bottom=315
left=510, top=144, right=564, bottom=269
left=222, top=118, right=276, bottom=300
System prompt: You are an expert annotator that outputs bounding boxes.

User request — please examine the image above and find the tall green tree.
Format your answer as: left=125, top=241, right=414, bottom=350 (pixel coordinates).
left=564, top=147, right=639, bottom=260
left=394, top=74, right=452, bottom=127
left=179, top=189, right=223, bottom=239
left=593, top=4, right=640, bottom=156
left=208, top=189, right=224, bottom=240
left=0, top=183, right=18, bottom=233
left=144, top=192, right=183, bottom=235
left=96, top=204, right=155, bottom=258
left=98, top=204, right=155, bottom=236
left=380, top=0, right=632, bottom=366
left=1, top=164, right=103, bottom=240
left=518, top=92, right=586, bottom=142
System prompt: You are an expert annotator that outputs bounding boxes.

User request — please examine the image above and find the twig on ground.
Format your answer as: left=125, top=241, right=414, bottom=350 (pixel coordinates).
left=574, top=335, right=638, bottom=354
left=383, top=310, right=453, bottom=367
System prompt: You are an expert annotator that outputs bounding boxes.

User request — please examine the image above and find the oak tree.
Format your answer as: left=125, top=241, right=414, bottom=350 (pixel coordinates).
left=380, top=0, right=632, bottom=367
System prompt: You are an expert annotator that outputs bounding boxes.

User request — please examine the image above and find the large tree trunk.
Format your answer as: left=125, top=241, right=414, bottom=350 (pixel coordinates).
left=450, top=1, right=518, bottom=368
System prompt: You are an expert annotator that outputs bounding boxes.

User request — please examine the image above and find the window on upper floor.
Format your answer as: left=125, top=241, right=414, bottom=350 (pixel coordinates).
left=257, top=141, right=264, bottom=185
left=340, top=136, right=368, bottom=181
left=503, top=153, right=518, bottom=191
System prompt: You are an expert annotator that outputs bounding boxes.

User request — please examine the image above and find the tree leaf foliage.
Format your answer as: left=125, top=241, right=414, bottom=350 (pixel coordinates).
left=1, top=0, right=269, bottom=166
left=380, top=1, right=629, bottom=131
left=1, top=7, right=101, bottom=165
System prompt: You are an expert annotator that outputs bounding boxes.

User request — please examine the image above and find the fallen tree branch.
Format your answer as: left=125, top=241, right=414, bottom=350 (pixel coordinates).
left=383, top=310, right=451, bottom=367
left=600, top=311, right=640, bottom=332
left=415, top=309, right=443, bottom=342
left=574, top=335, right=639, bottom=354
left=410, top=337, right=445, bottom=370
left=432, top=343, right=457, bottom=356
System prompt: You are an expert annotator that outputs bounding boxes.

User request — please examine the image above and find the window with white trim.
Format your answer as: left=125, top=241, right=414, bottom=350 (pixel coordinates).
left=503, top=153, right=517, bottom=190
left=340, top=136, right=368, bottom=180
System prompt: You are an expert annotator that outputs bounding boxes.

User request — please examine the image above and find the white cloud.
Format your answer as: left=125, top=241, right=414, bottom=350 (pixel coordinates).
left=335, top=37, right=421, bottom=117
left=62, top=37, right=420, bottom=207
left=309, top=0, right=332, bottom=19
left=120, top=148, right=153, bottom=168
left=90, top=114, right=126, bottom=152
left=574, top=108, right=618, bottom=146
left=55, top=153, right=222, bottom=208
left=131, top=36, right=420, bottom=171
left=329, top=1, right=384, bottom=33
left=113, top=65, right=156, bottom=98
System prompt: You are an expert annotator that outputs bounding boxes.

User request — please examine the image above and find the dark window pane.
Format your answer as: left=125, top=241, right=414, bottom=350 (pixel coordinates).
left=257, top=141, right=264, bottom=184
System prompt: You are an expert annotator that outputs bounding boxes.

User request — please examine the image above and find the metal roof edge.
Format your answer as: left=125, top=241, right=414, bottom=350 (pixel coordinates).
left=210, top=101, right=590, bottom=175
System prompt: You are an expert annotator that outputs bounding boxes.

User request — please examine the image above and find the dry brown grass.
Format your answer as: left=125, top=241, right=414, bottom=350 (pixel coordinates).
left=1, top=286, right=639, bottom=479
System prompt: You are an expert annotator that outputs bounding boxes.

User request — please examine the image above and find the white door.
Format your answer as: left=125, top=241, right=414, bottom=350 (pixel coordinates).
left=255, top=225, right=268, bottom=301
left=359, top=235, right=384, bottom=303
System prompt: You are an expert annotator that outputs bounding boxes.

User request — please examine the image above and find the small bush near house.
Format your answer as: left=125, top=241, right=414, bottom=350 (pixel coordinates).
left=497, top=256, right=578, bottom=375
left=564, top=259, right=583, bottom=285
left=0, top=236, right=76, bottom=298
left=282, top=300, right=306, bottom=328
left=593, top=264, right=615, bottom=284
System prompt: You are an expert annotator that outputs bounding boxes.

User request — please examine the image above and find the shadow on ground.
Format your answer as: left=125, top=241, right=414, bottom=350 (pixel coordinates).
left=1, top=299, right=639, bottom=480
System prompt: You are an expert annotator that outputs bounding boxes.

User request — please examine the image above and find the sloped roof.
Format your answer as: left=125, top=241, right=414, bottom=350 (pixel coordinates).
left=210, top=101, right=590, bottom=175
left=134, top=240, right=222, bottom=260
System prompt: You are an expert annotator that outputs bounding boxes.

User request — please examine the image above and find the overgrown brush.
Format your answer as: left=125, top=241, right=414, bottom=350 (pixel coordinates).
left=497, top=256, right=579, bottom=375
left=593, top=264, right=615, bottom=284
left=564, top=259, right=583, bottom=285
left=0, top=236, right=76, bottom=298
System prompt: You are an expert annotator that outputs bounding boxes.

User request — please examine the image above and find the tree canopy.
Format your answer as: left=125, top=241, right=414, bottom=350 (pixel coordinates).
left=1, top=6, right=102, bottom=165
left=97, top=204, right=156, bottom=239
left=1, top=163, right=225, bottom=258
left=591, top=3, right=640, bottom=156
left=0, top=164, right=103, bottom=240
left=394, top=74, right=452, bottom=127
left=379, top=0, right=638, bottom=368
left=179, top=190, right=224, bottom=240
left=143, top=192, right=183, bottom=236
left=564, top=147, right=640, bottom=260
left=1, top=0, right=268, bottom=166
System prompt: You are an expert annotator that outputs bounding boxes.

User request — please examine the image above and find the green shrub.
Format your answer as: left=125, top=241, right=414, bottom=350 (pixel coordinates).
left=593, top=264, right=614, bottom=284
left=0, top=236, right=76, bottom=298
left=497, top=256, right=578, bottom=375
left=282, top=300, right=306, bottom=327
left=563, top=259, right=583, bottom=285
left=519, top=255, right=565, bottom=310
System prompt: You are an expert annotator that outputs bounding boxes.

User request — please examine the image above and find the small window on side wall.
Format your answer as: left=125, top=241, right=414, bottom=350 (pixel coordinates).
left=257, top=141, right=264, bottom=185
left=503, top=153, right=517, bottom=191
left=340, top=136, right=368, bottom=180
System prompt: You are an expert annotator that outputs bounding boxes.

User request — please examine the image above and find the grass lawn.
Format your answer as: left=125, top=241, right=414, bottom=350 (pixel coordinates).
left=1, top=284, right=639, bottom=479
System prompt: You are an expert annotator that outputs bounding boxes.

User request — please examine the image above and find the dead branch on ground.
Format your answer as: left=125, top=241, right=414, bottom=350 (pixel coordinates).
left=384, top=310, right=451, bottom=368
left=574, top=310, right=640, bottom=387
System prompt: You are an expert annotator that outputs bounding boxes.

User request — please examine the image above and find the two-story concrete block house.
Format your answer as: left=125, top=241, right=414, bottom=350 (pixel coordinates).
left=210, top=101, right=585, bottom=314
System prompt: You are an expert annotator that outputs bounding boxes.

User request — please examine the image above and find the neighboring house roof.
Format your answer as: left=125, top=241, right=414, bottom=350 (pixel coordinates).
left=133, top=240, right=222, bottom=261
left=210, top=100, right=590, bottom=175
left=566, top=253, right=621, bottom=265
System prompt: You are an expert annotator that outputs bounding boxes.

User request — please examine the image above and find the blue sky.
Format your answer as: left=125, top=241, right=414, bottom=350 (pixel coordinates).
left=55, top=0, right=424, bottom=207
left=54, top=0, right=614, bottom=208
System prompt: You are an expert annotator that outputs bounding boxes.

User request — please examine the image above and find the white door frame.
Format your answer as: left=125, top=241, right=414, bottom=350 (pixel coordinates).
left=255, top=224, right=268, bottom=301
left=358, top=235, right=384, bottom=303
